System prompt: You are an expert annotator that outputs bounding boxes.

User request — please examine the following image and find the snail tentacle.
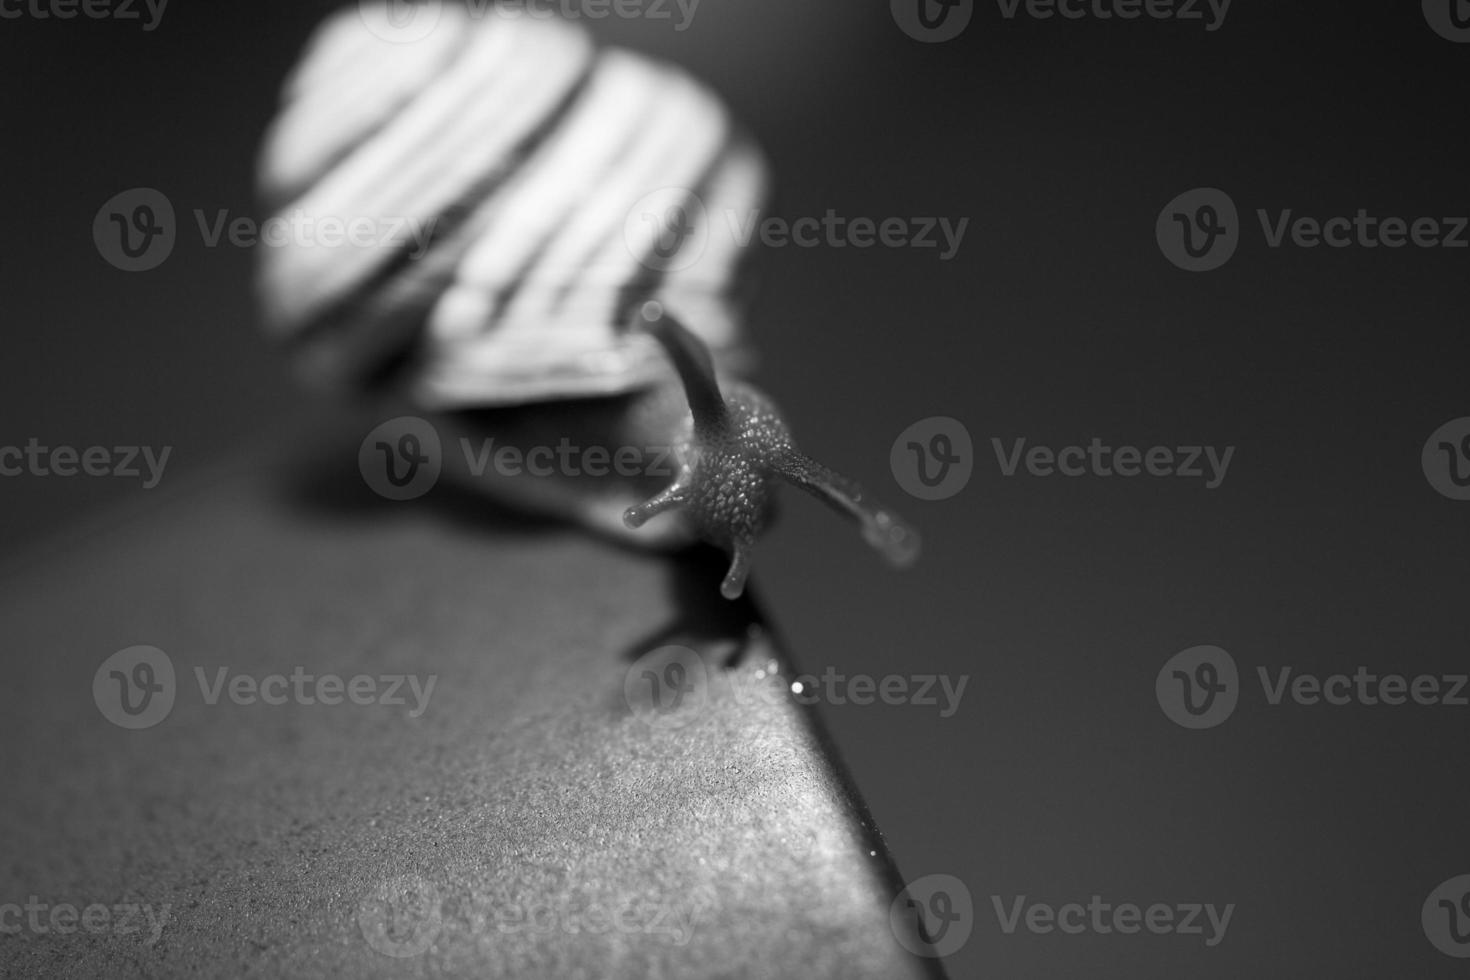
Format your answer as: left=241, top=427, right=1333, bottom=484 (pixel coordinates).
left=623, top=481, right=691, bottom=530
left=634, top=300, right=728, bottom=432
left=721, top=538, right=755, bottom=601
left=771, top=452, right=923, bottom=569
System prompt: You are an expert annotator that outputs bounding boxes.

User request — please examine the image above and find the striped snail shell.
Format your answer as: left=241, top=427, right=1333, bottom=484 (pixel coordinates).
left=256, top=4, right=919, bottom=599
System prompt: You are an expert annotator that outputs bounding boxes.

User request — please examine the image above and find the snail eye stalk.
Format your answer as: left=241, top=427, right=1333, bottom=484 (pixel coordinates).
left=626, top=301, right=921, bottom=599
left=770, top=453, right=922, bottom=569
left=631, top=301, right=728, bottom=434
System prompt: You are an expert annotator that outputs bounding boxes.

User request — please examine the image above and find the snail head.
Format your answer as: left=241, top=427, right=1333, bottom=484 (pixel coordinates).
left=623, top=301, right=921, bottom=600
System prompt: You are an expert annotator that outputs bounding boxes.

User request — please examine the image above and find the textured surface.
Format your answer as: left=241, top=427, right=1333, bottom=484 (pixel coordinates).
left=0, top=415, right=938, bottom=980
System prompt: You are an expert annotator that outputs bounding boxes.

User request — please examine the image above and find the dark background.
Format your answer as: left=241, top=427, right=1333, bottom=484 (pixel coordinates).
left=3, top=1, right=1469, bottom=976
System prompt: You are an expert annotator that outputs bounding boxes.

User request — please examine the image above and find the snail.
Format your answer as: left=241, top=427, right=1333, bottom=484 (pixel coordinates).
left=254, top=4, right=920, bottom=599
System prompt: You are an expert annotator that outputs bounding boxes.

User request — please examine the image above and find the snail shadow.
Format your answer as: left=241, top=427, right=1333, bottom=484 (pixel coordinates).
left=276, top=415, right=767, bottom=669
left=280, top=411, right=776, bottom=678
left=277, top=417, right=567, bottom=539
left=602, top=548, right=771, bottom=723
left=616, top=546, right=766, bottom=669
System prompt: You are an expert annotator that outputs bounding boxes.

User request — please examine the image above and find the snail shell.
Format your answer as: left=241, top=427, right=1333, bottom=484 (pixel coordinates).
left=256, top=5, right=767, bottom=406
left=256, top=4, right=918, bottom=598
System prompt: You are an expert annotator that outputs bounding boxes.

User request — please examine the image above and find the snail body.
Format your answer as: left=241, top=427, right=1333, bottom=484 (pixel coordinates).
left=257, top=5, right=919, bottom=597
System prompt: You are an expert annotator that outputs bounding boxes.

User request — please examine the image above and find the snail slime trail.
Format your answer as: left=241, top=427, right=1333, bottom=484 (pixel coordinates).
left=254, top=5, right=921, bottom=598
